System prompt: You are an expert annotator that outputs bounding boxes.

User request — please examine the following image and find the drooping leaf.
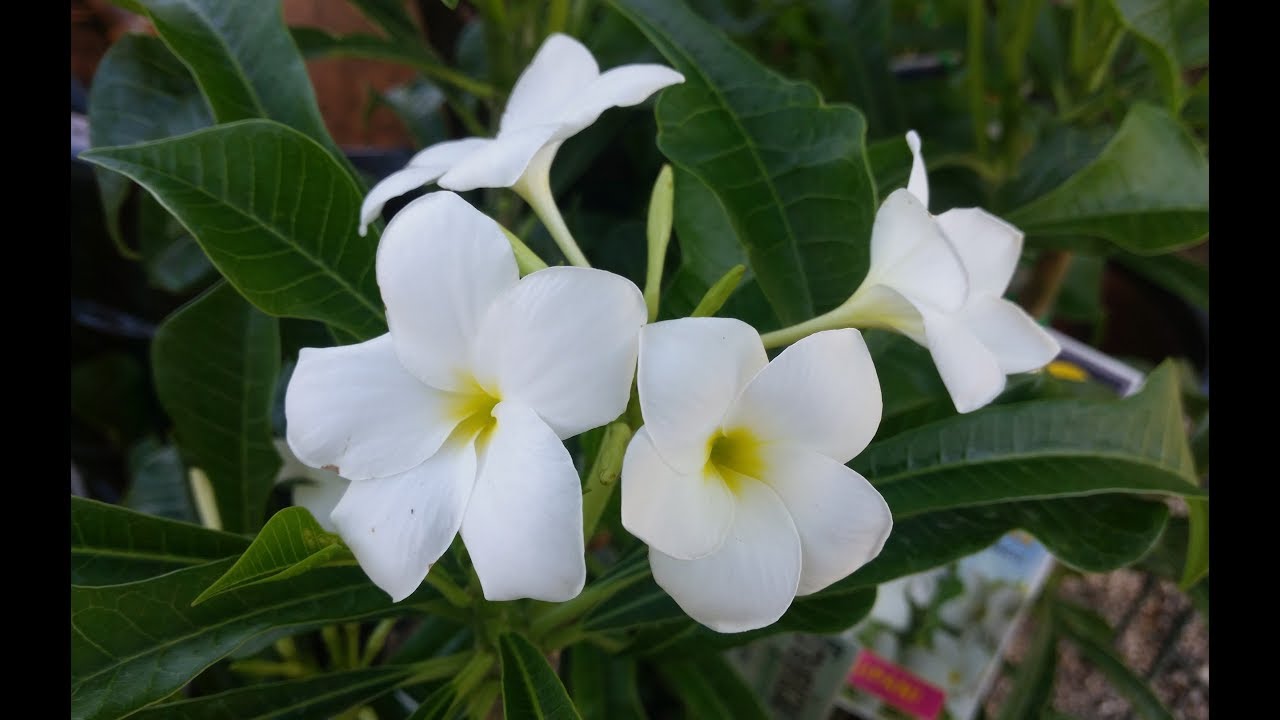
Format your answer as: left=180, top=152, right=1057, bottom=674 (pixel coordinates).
left=855, top=362, right=1202, bottom=518
left=71, top=497, right=249, bottom=586
left=1006, top=104, right=1208, bottom=254
left=71, top=556, right=411, bottom=720
left=130, top=666, right=413, bottom=719
left=194, top=507, right=354, bottom=604
left=81, top=121, right=386, bottom=339
left=612, top=0, right=879, bottom=327
left=1105, top=0, right=1183, bottom=109
left=152, top=282, right=281, bottom=534
left=87, top=33, right=212, bottom=255
left=498, top=633, right=582, bottom=719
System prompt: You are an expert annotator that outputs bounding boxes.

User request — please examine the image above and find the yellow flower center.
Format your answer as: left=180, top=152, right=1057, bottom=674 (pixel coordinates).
left=446, top=381, right=501, bottom=450
left=705, top=427, right=765, bottom=493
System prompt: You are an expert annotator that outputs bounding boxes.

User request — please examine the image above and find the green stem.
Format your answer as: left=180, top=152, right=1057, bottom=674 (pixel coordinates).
left=322, top=625, right=345, bottom=669
left=465, top=681, right=502, bottom=720
left=449, top=651, right=498, bottom=700
left=405, top=651, right=476, bottom=685
left=691, top=265, right=746, bottom=318
left=500, top=225, right=549, bottom=275
left=360, top=619, right=397, bottom=667
left=344, top=623, right=361, bottom=670
left=425, top=570, right=474, bottom=609
left=758, top=306, right=851, bottom=349
left=580, top=422, right=634, bottom=544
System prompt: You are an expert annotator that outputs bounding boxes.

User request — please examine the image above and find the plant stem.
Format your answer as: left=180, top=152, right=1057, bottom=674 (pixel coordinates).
left=344, top=623, right=361, bottom=669
left=512, top=144, right=591, bottom=268
left=580, top=422, right=633, bottom=544
left=1021, top=250, right=1074, bottom=320
left=758, top=306, right=850, bottom=349
left=360, top=619, right=397, bottom=667
left=425, top=570, right=473, bottom=609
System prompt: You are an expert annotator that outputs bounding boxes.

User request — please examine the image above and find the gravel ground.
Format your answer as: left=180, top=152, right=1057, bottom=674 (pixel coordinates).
left=983, top=569, right=1209, bottom=719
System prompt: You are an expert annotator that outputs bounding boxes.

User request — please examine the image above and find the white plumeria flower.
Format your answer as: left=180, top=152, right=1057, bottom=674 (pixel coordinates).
left=273, top=439, right=348, bottom=532
left=357, top=33, right=684, bottom=261
left=837, top=131, right=1059, bottom=413
left=285, top=191, right=646, bottom=603
left=621, top=318, right=893, bottom=633
left=903, top=629, right=989, bottom=718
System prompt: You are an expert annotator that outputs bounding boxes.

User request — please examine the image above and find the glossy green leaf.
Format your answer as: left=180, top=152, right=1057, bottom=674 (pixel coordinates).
left=1180, top=498, right=1208, bottom=589
left=124, top=438, right=197, bottom=523
left=130, top=666, right=412, bottom=719
left=855, top=362, right=1202, bottom=518
left=1056, top=604, right=1175, bottom=720
left=793, top=494, right=1169, bottom=613
left=1006, top=104, right=1208, bottom=254
left=71, top=497, right=249, bottom=586
left=499, top=633, right=581, bottom=719
left=612, top=0, right=879, bottom=326
left=567, top=645, right=645, bottom=720
left=87, top=33, right=212, bottom=255
left=151, top=282, right=281, bottom=534
left=995, top=608, right=1058, bottom=720
left=657, top=654, right=769, bottom=720
left=71, top=560, right=407, bottom=720
left=133, top=0, right=343, bottom=163
left=1106, top=0, right=1182, bottom=109
left=194, top=507, right=354, bottom=604
left=137, top=192, right=216, bottom=295
left=81, top=121, right=386, bottom=339
left=661, top=168, right=776, bottom=329
left=1114, top=251, right=1208, bottom=309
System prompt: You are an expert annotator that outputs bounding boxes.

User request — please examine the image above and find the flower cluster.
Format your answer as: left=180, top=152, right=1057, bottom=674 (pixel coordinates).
left=283, top=33, right=1058, bottom=633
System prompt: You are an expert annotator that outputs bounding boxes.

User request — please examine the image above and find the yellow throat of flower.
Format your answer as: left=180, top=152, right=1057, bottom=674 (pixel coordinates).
left=446, top=382, right=501, bottom=449
left=705, top=427, right=765, bottom=493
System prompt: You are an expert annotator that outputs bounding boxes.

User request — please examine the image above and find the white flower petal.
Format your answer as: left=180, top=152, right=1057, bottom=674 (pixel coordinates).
left=292, top=477, right=347, bottom=533
left=460, top=402, right=585, bottom=602
left=330, top=440, right=477, bottom=602
left=285, top=335, right=457, bottom=480
left=920, top=308, right=1006, bottom=413
left=358, top=138, right=490, bottom=236
left=758, top=445, right=892, bottom=595
left=935, top=207, right=1022, bottom=296
left=843, top=284, right=928, bottom=345
left=376, top=192, right=518, bottom=391
left=500, top=33, right=600, bottom=134
left=867, top=189, right=967, bottom=312
left=649, top=480, right=802, bottom=633
left=905, top=130, right=929, bottom=210
left=555, top=65, right=685, bottom=135
left=961, top=296, right=1060, bottom=374
left=471, top=267, right=646, bottom=439
left=621, top=427, right=735, bottom=560
left=437, top=124, right=565, bottom=192
left=724, top=329, right=881, bottom=464
left=637, top=318, right=768, bottom=472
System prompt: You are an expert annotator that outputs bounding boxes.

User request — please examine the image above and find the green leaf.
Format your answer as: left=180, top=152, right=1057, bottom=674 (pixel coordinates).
left=130, top=666, right=413, bottom=719
left=71, top=560, right=407, bottom=720
left=1105, top=0, right=1182, bottom=109
left=661, top=168, right=776, bottom=329
left=152, top=282, right=282, bottom=534
left=81, top=121, right=386, bottom=339
left=1056, top=603, right=1175, bottom=720
left=611, top=0, right=879, bottom=326
left=194, top=507, right=354, bottom=604
left=995, top=608, right=1058, bottom=720
left=87, top=33, right=212, bottom=256
left=137, top=192, right=217, bottom=295
left=347, top=0, right=424, bottom=44
left=124, top=438, right=197, bottom=523
left=1179, top=498, right=1208, bottom=589
left=132, top=0, right=343, bottom=164
left=291, top=27, right=496, bottom=99
left=656, top=654, right=769, bottom=720
left=855, top=362, right=1202, bottom=519
left=567, top=645, right=646, bottom=720
left=1006, top=104, right=1208, bottom=254
left=1113, top=251, right=1208, bottom=309
left=498, top=633, right=581, bottom=719
left=71, top=497, right=249, bottom=586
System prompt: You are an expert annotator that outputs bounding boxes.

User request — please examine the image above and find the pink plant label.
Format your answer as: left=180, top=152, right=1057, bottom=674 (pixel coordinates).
left=847, top=648, right=946, bottom=720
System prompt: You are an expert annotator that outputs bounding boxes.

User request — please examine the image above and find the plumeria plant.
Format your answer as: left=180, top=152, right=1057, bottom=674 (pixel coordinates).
left=72, top=1, right=1207, bottom=719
